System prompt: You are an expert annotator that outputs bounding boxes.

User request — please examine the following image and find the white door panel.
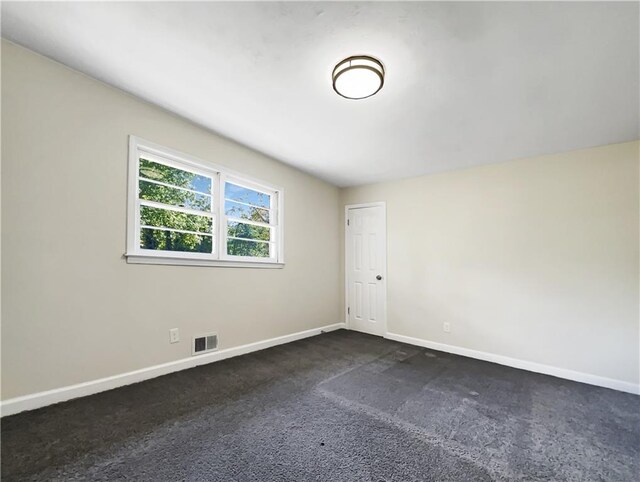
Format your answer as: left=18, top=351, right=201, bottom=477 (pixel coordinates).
left=346, top=204, right=386, bottom=336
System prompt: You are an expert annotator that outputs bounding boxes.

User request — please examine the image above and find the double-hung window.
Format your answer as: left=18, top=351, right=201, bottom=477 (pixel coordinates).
left=126, top=136, right=283, bottom=267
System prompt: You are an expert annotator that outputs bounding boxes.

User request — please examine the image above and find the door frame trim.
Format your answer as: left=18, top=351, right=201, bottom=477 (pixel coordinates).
left=344, top=202, right=388, bottom=336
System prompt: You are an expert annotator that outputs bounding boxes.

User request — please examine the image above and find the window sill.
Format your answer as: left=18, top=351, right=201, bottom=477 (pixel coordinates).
left=125, top=253, right=285, bottom=269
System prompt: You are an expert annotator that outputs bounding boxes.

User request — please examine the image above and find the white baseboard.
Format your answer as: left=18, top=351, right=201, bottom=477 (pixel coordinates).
left=385, top=332, right=640, bottom=395
left=0, top=323, right=346, bottom=417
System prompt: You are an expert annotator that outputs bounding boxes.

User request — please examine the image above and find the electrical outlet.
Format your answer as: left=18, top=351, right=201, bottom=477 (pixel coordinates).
left=443, top=322, right=451, bottom=333
left=169, top=328, right=180, bottom=344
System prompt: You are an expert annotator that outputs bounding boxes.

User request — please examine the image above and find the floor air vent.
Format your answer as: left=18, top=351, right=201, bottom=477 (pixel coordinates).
left=193, top=333, right=218, bottom=355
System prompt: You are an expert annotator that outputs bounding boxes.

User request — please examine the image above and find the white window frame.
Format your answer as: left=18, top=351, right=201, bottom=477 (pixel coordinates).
left=126, top=136, right=284, bottom=268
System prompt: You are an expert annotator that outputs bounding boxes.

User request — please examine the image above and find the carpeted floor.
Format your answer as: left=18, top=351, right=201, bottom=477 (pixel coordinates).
left=1, top=329, right=638, bottom=481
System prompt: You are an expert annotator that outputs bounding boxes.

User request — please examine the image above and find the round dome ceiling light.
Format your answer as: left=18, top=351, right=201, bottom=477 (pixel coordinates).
left=332, top=55, right=384, bottom=100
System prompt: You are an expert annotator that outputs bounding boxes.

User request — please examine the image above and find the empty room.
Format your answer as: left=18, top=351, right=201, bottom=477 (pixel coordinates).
left=1, top=1, right=638, bottom=481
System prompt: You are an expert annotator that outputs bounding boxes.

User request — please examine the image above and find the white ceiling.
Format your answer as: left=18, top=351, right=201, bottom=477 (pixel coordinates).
left=2, top=2, right=638, bottom=186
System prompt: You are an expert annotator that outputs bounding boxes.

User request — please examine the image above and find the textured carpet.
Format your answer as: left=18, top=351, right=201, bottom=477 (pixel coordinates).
left=1, top=329, right=638, bottom=481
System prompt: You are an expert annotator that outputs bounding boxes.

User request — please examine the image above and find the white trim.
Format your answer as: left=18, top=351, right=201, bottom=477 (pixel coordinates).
left=139, top=199, right=214, bottom=219
left=227, top=236, right=271, bottom=245
left=0, top=323, right=346, bottom=417
left=138, top=148, right=218, bottom=180
left=139, top=177, right=213, bottom=198
left=224, top=174, right=278, bottom=201
left=226, top=216, right=272, bottom=229
left=134, top=137, right=284, bottom=192
left=140, top=225, right=213, bottom=237
left=125, top=253, right=284, bottom=268
left=220, top=173, right=283, bottom=263
left=224, top=197, right=271, bottom=212
left=127, top=135, right=139, bottom=255
left=127, top=136, right=284, bottom=265
left=385, top=332, right=640, bottom=395
left=127, top=249, right=218, bottom=261
left=344, top=202, right=388, bottom=335
left=345, top=202, right=387, bottom=210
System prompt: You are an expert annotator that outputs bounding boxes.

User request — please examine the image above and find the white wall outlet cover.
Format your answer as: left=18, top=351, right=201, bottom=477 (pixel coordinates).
left=443, top=322, right=451, bottom=333
left=169, top=328, right=180, bottom=343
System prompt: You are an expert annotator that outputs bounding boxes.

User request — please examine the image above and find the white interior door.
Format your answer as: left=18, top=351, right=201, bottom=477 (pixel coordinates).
left=346, top=204, right=387, bottom=336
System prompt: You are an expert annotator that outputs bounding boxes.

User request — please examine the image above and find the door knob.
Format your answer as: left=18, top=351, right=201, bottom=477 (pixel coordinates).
left=376, top=275, right=382, bottom=280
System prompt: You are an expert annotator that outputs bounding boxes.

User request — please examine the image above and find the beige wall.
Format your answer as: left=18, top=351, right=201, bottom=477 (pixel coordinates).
left=2, top=39, right=638, bottom=401
left=1, top=41, right=341, bottom=400
left=341, top=141, right=640, bottom=385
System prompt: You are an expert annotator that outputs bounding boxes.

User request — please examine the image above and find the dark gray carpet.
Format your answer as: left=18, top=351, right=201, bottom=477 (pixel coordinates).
left=1, top=329, right=638, bottom=481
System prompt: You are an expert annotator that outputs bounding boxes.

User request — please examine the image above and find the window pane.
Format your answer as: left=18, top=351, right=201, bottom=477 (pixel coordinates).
left=140, top=228, right=212, bottom=253
left=140, top=180, right=211, bottom=212
left=227, top=221, right=271, bottom=241
left=140, top=158, right=211, bottom=194
left=225, top=200, right=270, bottom=224
left=227, top=238, right=270, bottom=258
left=141, top=205, right=212, bottom=233
left=224, top=182, right=270, bottom=209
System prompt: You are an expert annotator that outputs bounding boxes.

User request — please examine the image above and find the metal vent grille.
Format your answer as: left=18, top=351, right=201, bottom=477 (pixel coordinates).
left=193, top=333, right=218, bottom=355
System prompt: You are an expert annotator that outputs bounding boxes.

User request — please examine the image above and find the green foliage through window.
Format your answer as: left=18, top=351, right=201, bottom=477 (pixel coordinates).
left=227, top=238, right=270, bottom=257
left=139, top=180, right=211, bottom=211
left=225, top=200, right=269, bottom=223
left=227, top=221, right=270, bottom=241
left=140, top=228, right=212, bottom=253
left=224, top=182, right=272, bottom=257
left=140, top=158, right=211, bottom=193
left=141, top=206, right=212, bottom=233
left=138, top=157, right=214, bottom=253
left=133, top=148, right=280, bottom=261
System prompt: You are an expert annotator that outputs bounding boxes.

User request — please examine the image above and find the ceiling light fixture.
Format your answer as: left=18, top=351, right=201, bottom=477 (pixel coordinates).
left=332, top=55, right=385, bottom=100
